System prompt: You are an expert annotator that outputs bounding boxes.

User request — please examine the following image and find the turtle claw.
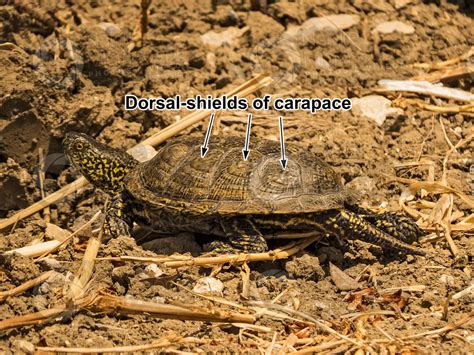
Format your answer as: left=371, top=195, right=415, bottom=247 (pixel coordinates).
left=105, top=214, right=131, bottom=238
left=204, top=240, right=237, bottom=254
left=104, top=195, right=133, bottom=238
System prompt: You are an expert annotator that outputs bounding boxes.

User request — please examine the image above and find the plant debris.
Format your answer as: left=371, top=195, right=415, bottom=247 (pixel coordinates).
left=0, top=1, right=472, bottom=353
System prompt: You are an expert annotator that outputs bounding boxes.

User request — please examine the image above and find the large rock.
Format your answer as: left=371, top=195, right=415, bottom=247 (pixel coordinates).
left=284, top=14, right=360, bottom=39
left=284, top=253, right=325, bottom=281
left=246, top=11, right=285, bottom=43
left=0, top=40, right=116, bottom=142
left=0, top=111, right=50, bottom=168
left=372, top=21, right=415, bottom=35
left=51, top=84, right=116, bottom=137
left=352, top=95, right=403, bottom=126
left=74, top=25, right=131, bottom=89
left=0, top=159, right=35, bottom=212
left=200, top=27, right=248, bottom=48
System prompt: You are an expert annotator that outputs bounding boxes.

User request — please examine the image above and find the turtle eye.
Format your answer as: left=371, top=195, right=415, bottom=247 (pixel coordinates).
left=75, top=141, right=85, bottom=150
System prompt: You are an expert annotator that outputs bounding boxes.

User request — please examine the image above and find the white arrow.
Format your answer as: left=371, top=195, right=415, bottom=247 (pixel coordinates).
left=242, top=113, right=252, bottom=161
left=278, top=116, right=287, bottom=169
left=201, top=113, right=215, bottom=158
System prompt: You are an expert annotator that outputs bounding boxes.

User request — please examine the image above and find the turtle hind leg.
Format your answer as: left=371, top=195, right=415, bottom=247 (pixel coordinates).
left=372, top=211, right=425, bottom=244
left=206, top=218, right=268, bottom=254
left=104, top=194, right=133, bottom=238
left=347, top=205, right=425, bottom=244
left=317, top=209, right=426, bottom=256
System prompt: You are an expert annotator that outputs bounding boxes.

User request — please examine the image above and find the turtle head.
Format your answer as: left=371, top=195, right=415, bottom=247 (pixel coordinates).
left=63, top=132, right=138, bottom=195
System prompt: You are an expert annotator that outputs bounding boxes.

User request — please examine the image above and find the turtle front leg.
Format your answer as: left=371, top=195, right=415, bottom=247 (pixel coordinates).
left=314, top=209, right=426, bottom=256
left=104, top=194, right=133, bottom=238
left=206, top=218, right=268, bottom=254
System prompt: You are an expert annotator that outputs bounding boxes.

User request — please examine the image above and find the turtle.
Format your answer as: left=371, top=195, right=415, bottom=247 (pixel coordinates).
left=63, top=132, right=426, bottom=256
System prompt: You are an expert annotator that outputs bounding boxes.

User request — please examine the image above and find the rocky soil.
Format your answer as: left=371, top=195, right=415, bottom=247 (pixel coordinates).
left=0, top=0, right=473, bottom=353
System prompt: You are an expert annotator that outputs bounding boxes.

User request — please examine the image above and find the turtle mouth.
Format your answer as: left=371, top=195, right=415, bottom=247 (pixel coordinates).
left=62, top=133, right=78, bottom=164
left=62, top=133, right=74, bottom=149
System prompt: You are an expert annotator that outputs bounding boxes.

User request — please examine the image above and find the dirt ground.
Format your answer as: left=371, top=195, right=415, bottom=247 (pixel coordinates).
left=0, top=0, right=473, bottom=353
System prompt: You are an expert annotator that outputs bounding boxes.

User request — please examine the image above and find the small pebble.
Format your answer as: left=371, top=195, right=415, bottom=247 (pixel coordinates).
left=45, top=223, right=69, bottom=242
left=193, top=277, right=224, bottom=295
left=189, top=56, right=206, bottom=69
left=206, top=52, right=216, bottom=70
left=201, top=27, right=247, bottom=48
left=352, top=95, right=403, bottom=126
left=152, top=296, right=166, bottom=304
left=12, top=340, right=35, bottom=354
left=372, top=21, right=415, bottom=35
left=439, top=274, right=455, bottom=286
left=329, top=262, right=361, bottom=291
left=39, top=257, right=63, bottom=271
left=314, top=56, right=331, bottom=70
left=284, top=14, right=360, bottom=38
left=37, top=272, right=65, bottom=294
left=392, top=0, right=413, bottom=9
left=144, top=264, right=164, bottom=278
left=97, top=22, right=122, bottom=38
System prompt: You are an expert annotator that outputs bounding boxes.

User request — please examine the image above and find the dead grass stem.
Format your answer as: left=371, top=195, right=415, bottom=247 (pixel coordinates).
left=0, top=270, right=57, bottom=302
left=36, top=334, right=207, bottom=353
left=0, top=291, right=255, bottom=332
left=34, top=210, right=102, bottom=262
left=402, top=311, right=474, bottom=340
left=413, top=46, right=474, bottom=70
left=96, top=236, right=320, bottom=268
